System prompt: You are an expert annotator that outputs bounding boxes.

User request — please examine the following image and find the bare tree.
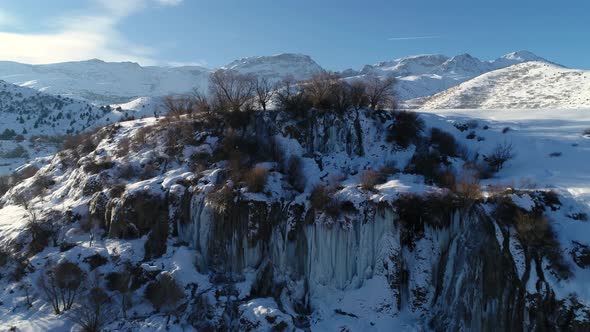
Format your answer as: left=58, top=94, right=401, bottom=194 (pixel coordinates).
left=331, top=80, right=352, bottom=112
left=254, top=76, right=277, bottom=111
left=37, top=261, right=86, bottom=314
left=484, top=142, right=516, bottom=172
left=274, top=75, right=311, bottom=115
left=365, top=74, right=397, bottom=110
left=349, top=80, right=369, bottom=110
left=306, top=72, right=340, bottom=110
left=209, top=69, right=255, bottom=112
left=72, top=286, right=114, bottom=332
left=106, top=270, right=132, bottom=319
left=191, top=88, right=211, bottom=114
left=163, top=95, right=194, bottom=118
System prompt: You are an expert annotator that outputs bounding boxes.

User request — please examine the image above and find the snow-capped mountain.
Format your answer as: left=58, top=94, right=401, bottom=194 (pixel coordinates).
left=222, top=53, right=323, bottom=81
left=418, top=61, right=590, bottom=109
left=357, top=51, right=554, bottom=100
left=0, top=54, right=323, bottom=105
left=0, top=51, right=553, bottom=105
left=0, top=59, right=212, bottom=105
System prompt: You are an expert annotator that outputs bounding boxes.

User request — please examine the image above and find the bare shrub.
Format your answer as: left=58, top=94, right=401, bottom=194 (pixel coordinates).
left=37, top=261, right=86, bottom=314
left=106, top=270, right=132, bottom=319
left=26, top=218, right=57, bottom=256
left=207, top=183, right=236, bottom=212
left=454, top=171, right=482, bottom=204
left=191, top=88, right=212, bottom=115
left=365, top=74, right=396, bottom=110
left=209, top=69, right=255, bottom=113
left=331, top=80, right=352, bottom=113
left=306, top=72, right=341, bottom=110
left=131, top=127, right=150, bottom=150
left=63, top=131, right=98, bottom=155
left=72, top=286, right=114, bottom=332
left=163, top=95, right=194, bottom=118
left=274, top=75, right=311, bottom=116
left=349, top=80, right=369, bottom=110
left=83, top=160, right=114, bottom=174
left=145, top=272, right=184, bottom=313
left=244, top=166, right=268, bottom=193
left=310, top=184, right=341, bottom=217
left=285, top=156, right=306, bottom=192
left=514, top=211, right=568, bottom=276
left=404, top=150, right=445, bottom=186
left=310, top=184, right=331, bottom=211
left=360, top=169, right=380, bottom=191
left=430, top=128, right=458, bottom=157
left=483, top=142, right=516, bottom=173
left=387, top=111, right=425, bottom=148
left=115, top=138, right=130, bottom=158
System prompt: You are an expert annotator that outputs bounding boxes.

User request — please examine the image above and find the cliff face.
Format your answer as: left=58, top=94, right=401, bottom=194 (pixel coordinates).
left=1, top=108, right=588, bottom=331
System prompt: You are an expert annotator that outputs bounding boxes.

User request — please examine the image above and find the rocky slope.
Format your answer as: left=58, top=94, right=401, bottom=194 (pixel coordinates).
left=0, top=107, right=588, bottom=331
left=0, top=80, right=159, bottom=174
left=418, top=62, right=590, bottom=109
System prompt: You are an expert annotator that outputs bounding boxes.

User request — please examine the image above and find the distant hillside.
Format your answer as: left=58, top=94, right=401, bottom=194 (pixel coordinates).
left=0, top=51, right=553, bottom=104
left=353, top=51, right=553, bottom=100
left=417, top=61, right=590, bottom=109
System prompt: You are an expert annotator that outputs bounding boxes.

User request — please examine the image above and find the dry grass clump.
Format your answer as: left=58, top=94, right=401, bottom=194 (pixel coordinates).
left=360, top=169, right=380, bottom=192
left=244, top=166, right=268, bottom=193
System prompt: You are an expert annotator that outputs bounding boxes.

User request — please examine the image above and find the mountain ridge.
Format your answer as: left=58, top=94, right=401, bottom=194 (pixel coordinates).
left=0, top=51, right=552, bottom=104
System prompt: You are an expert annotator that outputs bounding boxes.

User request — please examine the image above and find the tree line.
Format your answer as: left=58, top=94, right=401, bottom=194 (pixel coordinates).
left=164, top=70, right=397, bottom=116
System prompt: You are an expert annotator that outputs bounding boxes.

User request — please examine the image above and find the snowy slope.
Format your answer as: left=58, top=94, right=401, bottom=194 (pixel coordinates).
left=0, top=107, right=589, bottom=330
left=222, top=53, right=323, bottom=81
left=0, top=81, right=164, bottom=175
left=419, top=62, right=590, bottom=109
left=358, top=51, right=553, bottom=100
left=0, top=51, right=552, bottom=105
left=0, top=54, right=323, bottom=105
left=0, top=59, right=212, bottom=105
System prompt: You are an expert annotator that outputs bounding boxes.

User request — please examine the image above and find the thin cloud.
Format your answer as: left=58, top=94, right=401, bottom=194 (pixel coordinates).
left=388, top=35, right=441, bottom=41
left=0, top=9, right=17, bottom=27
left=0, top=0, right=184, bottom=65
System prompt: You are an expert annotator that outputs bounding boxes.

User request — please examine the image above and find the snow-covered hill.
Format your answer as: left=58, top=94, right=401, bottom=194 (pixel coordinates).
left=358, top=51, right=553, bottom=100
left=0, top=54, right=324, bottom=105
left=222, top=53, right=323, bottom=81
left=0, top=51, right=552, bottom=105
left=0, top=81, right=165, bottom=174
left=0, top=59, right=212, bottom=105
left=0, top=107, right=589, bottom=330
left=418, top=61, right=590, bottom=109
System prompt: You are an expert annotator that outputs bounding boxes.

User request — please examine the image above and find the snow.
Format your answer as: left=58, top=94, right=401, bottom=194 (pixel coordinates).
left=419, top=62, right=590, bottom=109
left=357, top=51, right=552, bottom=100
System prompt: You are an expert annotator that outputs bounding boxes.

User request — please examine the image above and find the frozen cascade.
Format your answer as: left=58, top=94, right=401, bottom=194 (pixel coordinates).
left=178, top=195, right=399, bottom=292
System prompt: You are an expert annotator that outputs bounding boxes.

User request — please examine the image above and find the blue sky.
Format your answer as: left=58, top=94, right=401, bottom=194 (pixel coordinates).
left=0, top=0, right=588, bottom=70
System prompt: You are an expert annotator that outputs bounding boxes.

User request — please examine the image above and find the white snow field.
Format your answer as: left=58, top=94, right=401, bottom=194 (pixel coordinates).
left=418, top=62, right=590, bottom=109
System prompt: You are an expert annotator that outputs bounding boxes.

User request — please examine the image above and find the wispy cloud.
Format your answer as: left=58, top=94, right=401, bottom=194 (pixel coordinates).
left=0, top=9, right=17, bottom=27
left=388, top=35, right=441, bottom=41
left=0, top=0, right=184, bottom=65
